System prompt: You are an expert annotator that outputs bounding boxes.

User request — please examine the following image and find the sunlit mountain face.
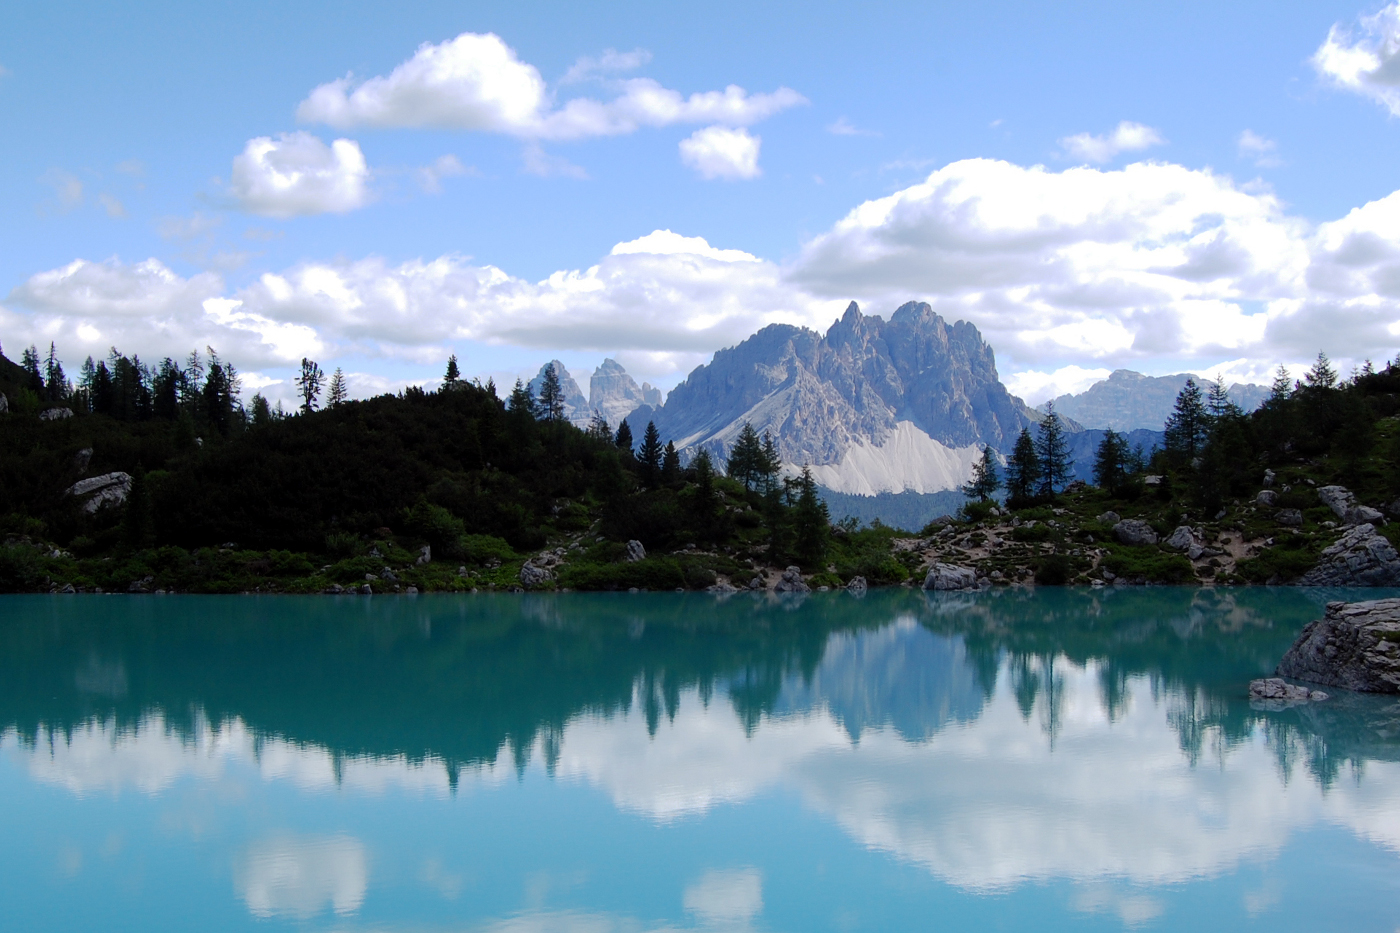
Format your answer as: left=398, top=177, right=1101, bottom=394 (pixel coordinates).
left=3, top=589, right=1400, bottom=931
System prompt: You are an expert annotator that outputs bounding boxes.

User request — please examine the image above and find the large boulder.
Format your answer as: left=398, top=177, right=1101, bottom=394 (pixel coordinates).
left=775, top=566, right=811, bottom=593
left=519, top=561, right=555, bottom=587
left=1276, top=599, right=1400, bottom=692
left=1318, top=485, right=1385, bottom=527
left=1112, top=519, right=1158, bottom=546
left=1298, top=523, right=1400, bottom=587
left=1255, top=490, right=1278, bottom=507
left=923, top=562, right=977, bottom=591
left=65, top=472, right=132, bottom=514
left=625, top=539, right=646, bottom=562
left=1164, top=526, right=1196, bottom=551
left=846, top=575, right=868, bottom=595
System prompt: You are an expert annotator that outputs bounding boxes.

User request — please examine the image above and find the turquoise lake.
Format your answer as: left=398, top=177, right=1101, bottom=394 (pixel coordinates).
left=3, top=587, right=1400, bottom=931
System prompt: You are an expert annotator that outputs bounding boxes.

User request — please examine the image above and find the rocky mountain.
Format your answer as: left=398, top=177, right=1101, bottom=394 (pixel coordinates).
left=1045, top=369, right=1269, bottom=432
left=589, top=358, right=663, bottom=428
left=527, top=360, right=590, bottom=427
left=634, top=301, right=1041, bottom=495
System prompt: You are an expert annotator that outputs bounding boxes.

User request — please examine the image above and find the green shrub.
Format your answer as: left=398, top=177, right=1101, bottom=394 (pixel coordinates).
left=559, top=557, right=686, bottom=591
left=459, top=534, right=515, bottom=565
left=809, top=571, right=843, bottom=589
left=1102, top=548, right=1193, bottom=584
left=0, top=545, right=43, bottom=592
left=1012, top=523, right=1051, bottom=542
left=324, top=532, right=361, bottom=558
left=1237, top=535, right=1321, bottom=583
left=1034, top=553, right=1072, bottom=585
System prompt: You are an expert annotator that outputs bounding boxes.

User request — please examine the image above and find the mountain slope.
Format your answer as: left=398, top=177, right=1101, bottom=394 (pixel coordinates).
left=1047, top=369, right=1268, bottom=432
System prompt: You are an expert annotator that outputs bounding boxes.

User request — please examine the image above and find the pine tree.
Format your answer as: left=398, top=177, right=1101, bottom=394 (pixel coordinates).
left=1206, top=376, right=1241, bottom=422
left=507, top=379, right=536, bottom=417
left=250, top=393, right=273, bottom=427
left=327, top=367, right=348, bottom=407
left=442, top=355, right=461, bottom=391
left=639, top=421, right=664, bottom=485
left=1164, top=377, right=1208, bottom=464
left=726, top=423, right=763, bottom=490
left=1005, top=428, right=1041, bottom=507
left=1269, top=364, right=1293, bottom=403
left=661, top=441, right=681, bottom=485
left=1092, top=429, right=1127, bottom=494
left=538, top=363, right=564, bottom=423
left=793, top=466, right=831, bottom=568
left=20, top=346, right=43, bottom=394
left=962, top=445, right=1001, bottom=501
left=1035, top=403, right=1072, bottom=498
left=614, top=418, right=633, bottom=452
left=44, top=343, right=67, bottom=401
left=758, top=430, right=782, bottom=494
left=297, top=358, right=324, bottom=414
left=586, top=412, right=611, bottom=443
left=691, top=449, right=718, bottom=541
left=1305, top=351, right=1336, bottom=390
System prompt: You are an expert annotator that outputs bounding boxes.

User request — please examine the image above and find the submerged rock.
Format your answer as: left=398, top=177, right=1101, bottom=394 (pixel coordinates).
left=924, top=562, right=977, bottom=591
left=1276, top=598, right=1400, bottom=692
left=1299, top=524, right=1400, bottom=587
left=1112, top=519, right=1158, bottom=546
left=1249, top=677, right=1327, bottom=704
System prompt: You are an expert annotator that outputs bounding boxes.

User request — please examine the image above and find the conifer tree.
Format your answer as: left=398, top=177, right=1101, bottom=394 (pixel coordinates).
left=296, top=358, right=324, bottom=414
left=1305, top=351, right=1336, bottom=390
left=758, top=430, right=782, bottom=494
left=962, top=445, right=1001, bottom=501
left=507, top=379, right=536, bottom=417
left=639, top=421, right=664, bottom=485
left=661, top=441, right=680, bottom=485
left=1164, top=377, right=1208, bottom=464
left=691, top=449, right=718, bottom=541
left=250, top=393, right=273, bottom=427
left=1206, top=376, right=1241, bottom=422
left=1092, top=429, right=1128, bottom=494
left=1035, top=403, right=1072, bottom=498
left=327, top=367, right=348, bottom=407
left=538, top=363, right=564, bottom=422
left=20, top=346, right=43, bottom=393
left=614, top=418, right=633, bottom=452
left=726, top=423, right=763, bottom=490
left=442, top=355, right=461, bottom=391
left=122, top=466, right=154, bottom=548
left=43, top=343, right=67, bottom=401
left=793, top=466, right=831, bottom=568
left=1005, top=428, right=1041, bottom=507
left=586, top=412, right=611, bottom=443
left=1269, top=365, right=1293, bottom=403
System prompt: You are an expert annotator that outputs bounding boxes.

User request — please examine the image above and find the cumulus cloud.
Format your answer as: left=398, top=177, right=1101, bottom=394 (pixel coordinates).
left=296, top=32, right=805, bottom=141
left=1060, top=121, right=1165, bottom=163
left=1313, top=2, right=1400, bottom=115
left=1238, top=129, right=1280, bottom=167
left=679, top=126, right=761, bottom=180
left=1004, top=366, right=1112, bottom=407
left=229, top=132, right=370, bottom=218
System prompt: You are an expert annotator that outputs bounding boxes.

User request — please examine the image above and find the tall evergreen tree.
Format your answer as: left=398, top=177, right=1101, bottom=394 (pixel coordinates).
left=1305, top=351, right=1337, bottom=390
left=661, top=441, right=681, bottom=485
left=507, top=378, right=536, bottom=416
left=691, top=449, right=718, bottom=541
left=20, top=346, right=43, bottom=394
left=441, top=355, right=461, bottom=391
left=1163, top=377, right=1208, bottom=464
left=639, top=421, right=664, bottom=485
left=43, top=343, right=67, bottom=401
left=327, top=367, right=348, bottom=407
left=152, top=358, right=184, bottom=420
left=250, top=393, right=273, bottom=427
left=586, top=412, right=611, bottom=442
left=1092, top=429, right=1128, bottom=494
left=962, top=445, right=1001, bottom=501
left=758, top=430, right=782, bottom=494
left=614, top=418, right=633, bottom=452
left=726, top=423, right=763, bottom=490
left=1206, top=376, right=1241, bottom=422
left=793, top=466, right=831, bottom=568
left=1268, top=364, right=1293, bottom=402
left=538, top=363, right=564, bottom=422
left=1005, top=428, right=1041, bottom=507
left=1035, top=403, right=1072, bottom=498
left=297, top=358, right=324, bottom=414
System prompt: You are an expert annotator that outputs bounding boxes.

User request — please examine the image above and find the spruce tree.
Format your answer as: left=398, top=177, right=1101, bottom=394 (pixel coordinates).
left=1305, top=351, right=1336, bottom=389
left=538, top=363, right=564, bottom=422
left=661, top=441, right=680, bottom=485
left=962, top=445, right=1001, bottom=501
left=793, top=466, right=831, bottom=568
left=327, top=368, right=348, bottom=407
left=442, top=355, right=461, bottom=391
left=44, top=343, right=67, bottom=401
left=250, top=394, right=272, bottom=427
left=1206, top=376, right=1241, bottom=421
left=1035, top=403, right=1072, bottom=498
left=614, top=418, right=633, bottom=452
left=297, top=358, right=324, bottom=414
left=691, top=449, right=718, bottom=541
left=1268, top=365, right=1293, bottom=403
left=586, top=412, right=611, bottom=443
left=20, top=346, right=43, bottom=394
left=758, top=430, right=782, bottom=494
left=1092, top=429, right=1127, bottom=494
left=507, top=378, right=535, bottom=416
left=726, top=423, right=763, bottom=489
left=639, top=421, right=664, bottom=485
left=1005, top=428, right=1041, bottom=507
left=1164, top=377, right=1208, bottom=464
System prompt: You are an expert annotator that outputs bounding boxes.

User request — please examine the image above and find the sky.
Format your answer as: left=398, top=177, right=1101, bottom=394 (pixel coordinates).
left=3, top=0, right=1400, bottom=405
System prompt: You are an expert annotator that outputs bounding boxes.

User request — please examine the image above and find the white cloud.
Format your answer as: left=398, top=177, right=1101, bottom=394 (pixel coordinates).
left=1238, top=129, right=1281, bottom=167
left=296, top=32, right=805, bottom=141
left=158, top=211, right=222, bottom=241
left=1060, top=121, right=1165, bottom=163
left=561, top=48, right=652, bottom=84
left=1004, top=366, right=1112, bottom=406
left=416, top=154, right=471, bottom=193
left=40, top=169, right=84, bottom=212
left=229, top=132, right=370, bottom=218
left=97, top=193, right=126, bottom=218
left=115, top=159, right=145, bottom=176
left=1313, top=2, right=1400, bottom=115
left=522, top=143, right=588, bottom=179
left=679, top=126, right=761, bottom=180
left=827, top=116, right=878, bottom=137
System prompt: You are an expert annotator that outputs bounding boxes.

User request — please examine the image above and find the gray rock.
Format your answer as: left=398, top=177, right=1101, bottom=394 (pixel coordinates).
left=1164, top=525, right=1197, bottom=551
left=324, top=584, right=344, bottom=594
left=1263, top=469, right=1275, bottom=488
left=1113, top=519, right=1159, bottom=546
left=65, top=471, right=133, bottom=514
left=1299, top=524, right=1400, bottom=587
left=1318, top=484, right=1386, bottom=526
left=923, top=562, right=978, bottom=591
left=706, top=579, right=739, bottom=594
left=1276, top=599, right=1400, bottom=692
left=0, top=392, right=7, bottom=414
left=748, top=576, right=764, bottom=590
left=358, top=583, right=373, bottom=595
left=1097, top=511, right=1121, bottom=525
left=72, top=447, right=93, bottom=472
left=519, top=561, right=554, bottom=587
left=39, top=407, right=73, bottom=421
left=1277, top=509, right=1304, bottom=527
left=405, top=585, right=418, bottom=595
left=1248, top=677, right=1328, bottom=704
left=380, top=568, right=398, bottom=582
left=846, top=575, right=868, bottom=595
left=416, top=545, right=431, bottom=565
left=775, top=566, right=811, bottom=593
left=1143, top=474, right=1163, bottom=486
left=625, top=539, right=646, bottom=562
left=1255, top=490, right=1278, bottom=507
left=1389, top=498, right=1400, bottom=518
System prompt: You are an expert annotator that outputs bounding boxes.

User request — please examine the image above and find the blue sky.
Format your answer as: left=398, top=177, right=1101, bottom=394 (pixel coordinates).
left=3, top=0, right=1399, bottom=404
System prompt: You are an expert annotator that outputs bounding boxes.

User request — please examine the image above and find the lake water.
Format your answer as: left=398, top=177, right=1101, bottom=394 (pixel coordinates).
left=3, top=588, right=1400, bottom=931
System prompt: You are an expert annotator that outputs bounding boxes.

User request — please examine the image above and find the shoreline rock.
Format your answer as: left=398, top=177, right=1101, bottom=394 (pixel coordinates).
left=1298, top=523, right=1400, bottom=587
left=924, top=562, right=977, bottom=591
left=1276, top=598, right=1400, bottom=693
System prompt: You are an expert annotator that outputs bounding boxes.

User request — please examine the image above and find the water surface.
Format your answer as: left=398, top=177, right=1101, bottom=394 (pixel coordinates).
left=3, top=587, right=1399, bottom=931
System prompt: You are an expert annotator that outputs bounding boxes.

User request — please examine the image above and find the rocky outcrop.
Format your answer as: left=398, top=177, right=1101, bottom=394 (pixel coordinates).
left=775, top=566, right=810, bottom=593
left=519, top=561, right=554, bottom=587
left=1276, top=599, right=1400, bottom=692
left=66, top=472, right=132, bottom=514
left=589, top=358, right=662, bottom=430
left=1318, top=485, right=1385, bottom=527
left=846, top=575, right=868, bottom=595
left=72, top=447, right=92, bottom=472
left=1299, top=524, right=1400, bottom=586
left=1277, top=509, right=1303, bottom=527
left=1256, top=490, right=1278, bottom=507
left=625, top=539, right=646, bottom=562
left=1248, top=677, right=1328, bottom=706
left=39, top=407, right=73, bottom=421
left=1113, top=519, right=1159, bottom=546
left=924, top=562, right=978, bottom=591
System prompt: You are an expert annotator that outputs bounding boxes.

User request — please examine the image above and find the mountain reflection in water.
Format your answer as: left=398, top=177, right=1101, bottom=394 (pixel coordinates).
left=2, top=588, right=1399, bottom=931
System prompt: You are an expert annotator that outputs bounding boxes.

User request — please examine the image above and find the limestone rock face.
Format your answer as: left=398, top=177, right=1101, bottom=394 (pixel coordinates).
left=1113, top=519, right=1159, bottom=546
left=1299, top=524, right=1400, bottom=587
left=0, top=392, right=8, bottom=413
left=528, top=360, right=591, bottom=427
left=589, top=358, right=662, bottom=431
left=1164, top=526, right=1197, bottom=551
left=1276, top=599, right=1400, bottom=692
left=924, top=562, right=977, bottom=591
left=625, top=539, right=646, bottom=562
left=1318, top=485, right=1386, bottom=527
left=66, top=472, right=133, bottom=514
left=1045, top=368, right=1267, bottom=432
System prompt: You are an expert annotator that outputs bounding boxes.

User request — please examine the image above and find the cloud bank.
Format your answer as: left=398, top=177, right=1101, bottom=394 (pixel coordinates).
left=1314, top=2, right=1400, bottom=115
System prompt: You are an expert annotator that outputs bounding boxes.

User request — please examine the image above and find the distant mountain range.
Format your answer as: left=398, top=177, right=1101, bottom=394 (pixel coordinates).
left=1043, top=369, right=1269, bottom=432
left=532, top=306, right=1181, bottom=528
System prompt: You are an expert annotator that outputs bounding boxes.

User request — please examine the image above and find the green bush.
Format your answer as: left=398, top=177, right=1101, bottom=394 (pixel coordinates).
left=1034, top=553, right=1072, bottom=585
left=808, top=571, right=843, bottom=588
left=1012, top=523, right=1051, bottom=542
left=459, top=534, right=515, bottom=565
left=1102, top=548, right=1193, bottom=584
left=559, top=557, right=686, bottom=591
left=324, top=532, right=361, bottom=558
left=1237, top=535, right=1321, bottom=583
left=0, top=545, right=43, bottom=592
